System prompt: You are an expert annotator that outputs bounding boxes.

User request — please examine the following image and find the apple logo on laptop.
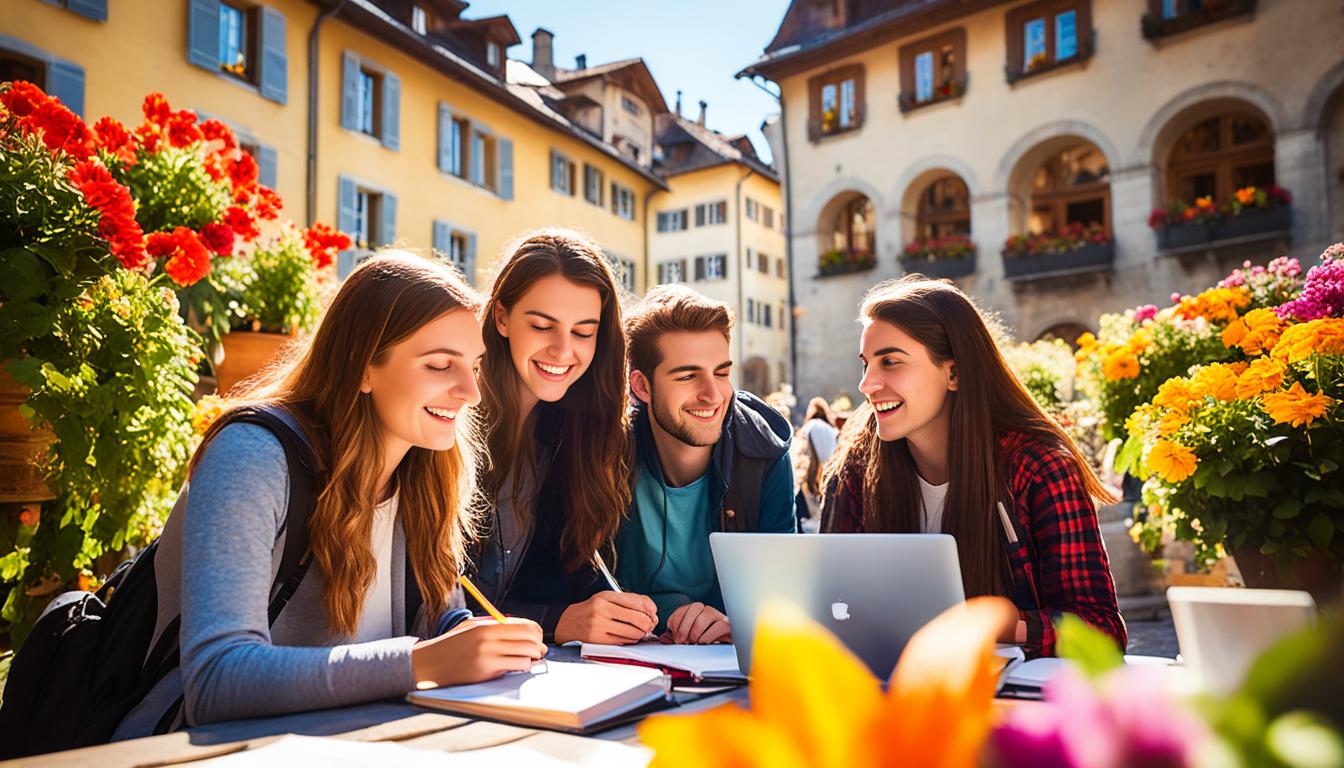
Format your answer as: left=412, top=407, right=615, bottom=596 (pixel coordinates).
left=831, top=601, right=850, bottom=621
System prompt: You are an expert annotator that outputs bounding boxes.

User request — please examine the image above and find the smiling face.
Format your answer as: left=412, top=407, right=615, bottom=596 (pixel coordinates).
left=631, top=330, right=733, bottom=448
left=858, top=318, right=957, bottom=444
left=362, top=307, right=485, bottom=454
left=493, top=273, right=602, bottom=409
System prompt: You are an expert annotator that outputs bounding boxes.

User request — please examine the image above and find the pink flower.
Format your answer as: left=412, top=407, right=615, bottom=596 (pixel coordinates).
left=1133, top=304, right=1158, bottom=323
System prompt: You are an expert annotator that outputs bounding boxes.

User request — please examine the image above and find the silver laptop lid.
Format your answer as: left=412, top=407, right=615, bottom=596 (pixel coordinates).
left=710, top=533, right=965, bottom=679
left=1167, top=586, right=1316, bottom=694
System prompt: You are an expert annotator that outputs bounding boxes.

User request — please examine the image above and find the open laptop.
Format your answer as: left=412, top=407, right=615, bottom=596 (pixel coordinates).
left=1167, top=586, right=1317, bottom=694
left=710, top=533, right=965, bottom=679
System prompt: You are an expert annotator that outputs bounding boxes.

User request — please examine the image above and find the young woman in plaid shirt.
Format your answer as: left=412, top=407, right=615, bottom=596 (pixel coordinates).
left=820, top=277, right=1125, bottom=657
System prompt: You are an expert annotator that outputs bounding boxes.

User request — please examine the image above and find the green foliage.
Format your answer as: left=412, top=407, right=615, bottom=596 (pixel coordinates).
left=3, top=271, right=199, bottom=643
left=1055, top=613, right=1124, bottom=678
left=1002, top=337, right=1074, bottom=412
left=114, top=145, right=230, bottom=234
left=213, top=228, right=321, bottom=334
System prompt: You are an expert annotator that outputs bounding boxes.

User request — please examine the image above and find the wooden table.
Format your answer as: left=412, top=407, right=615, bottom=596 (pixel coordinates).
left=4, top=647, right=748, bottom=768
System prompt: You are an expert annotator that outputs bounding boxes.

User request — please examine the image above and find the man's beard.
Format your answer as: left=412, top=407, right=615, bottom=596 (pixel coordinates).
left=649, top=383, right=722, bottom=448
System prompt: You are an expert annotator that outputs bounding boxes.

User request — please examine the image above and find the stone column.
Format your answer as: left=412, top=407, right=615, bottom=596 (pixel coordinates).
left=1276, top=128, right=1331, bottom=261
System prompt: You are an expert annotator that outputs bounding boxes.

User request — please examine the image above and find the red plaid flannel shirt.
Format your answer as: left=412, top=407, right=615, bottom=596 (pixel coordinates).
left=821, top=431, right=1126, bottom=657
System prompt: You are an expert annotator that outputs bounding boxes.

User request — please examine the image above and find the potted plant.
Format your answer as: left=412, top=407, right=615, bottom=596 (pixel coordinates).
left=0, top=82, right=200, bottom=642
left=1123, top=244, right=1344, bottom=602
left=1214, top=185, right=1292, bottom=242
left=1001, top=222, right=1114, bottom=280
left=212, top=223, right=344, bottom=394
left=899, top=234, right=976, bottom=279
left=1150, top=196, right=1219, bottom=251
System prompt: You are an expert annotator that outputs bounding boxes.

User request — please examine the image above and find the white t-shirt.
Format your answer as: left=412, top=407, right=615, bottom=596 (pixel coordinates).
left=354, top=493, right=398, bottom=643
left=801, top=419, right=839, bottom=463
left=917, top=475, right=948, bottom=533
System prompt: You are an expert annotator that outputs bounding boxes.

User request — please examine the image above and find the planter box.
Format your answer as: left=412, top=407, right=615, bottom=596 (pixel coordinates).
left=216, top=331, right=294, bottom=396
left=1142, top=0, right=1257, bottom=40
left=899, top=252, right=976, bottom=279
left=0, top=367, right=55, bottom=505
left=1212, top=206, right=1291, bottom=243
left=817, top=258, right=876, bottom=278
left=1002, top=242, right=1114, bottom=281
left=1156, top=220, right=1211, bottom=251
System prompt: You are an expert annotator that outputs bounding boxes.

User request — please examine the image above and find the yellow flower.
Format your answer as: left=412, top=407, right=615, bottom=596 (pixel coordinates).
left=1157, top=410, right=1189, bottom=436
left=1226, top=308, right=1285, bottom=355
left=1262, top=381, right=1334, bottom=428
left=1076, top=331, right=1097, bottom=350
left=640, top=598, right=1016, bottom=768
left=1175, top=287, right=1250, bottom=324
left=1125, top=329, right=1152, bottom=355
left=1191, top=363, right=1240, bottom=402
left=1235, top=357, right=1287, bottom=399
left=1153, top=376, right=1199, bottom=412
left=1102, top=351, right=1140, bottom=381
left=1272, top=318, right=1344, bottom=363
left=1148, top=439, right=1198, bottom=483
left=192, top=395, right=226, bottom=436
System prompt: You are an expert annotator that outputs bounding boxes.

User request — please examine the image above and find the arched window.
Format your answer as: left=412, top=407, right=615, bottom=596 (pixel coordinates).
left=832, top=196, right=875, bottom=254
left=1167, top=111, right=1275, bottom=203
left=1029, top=142, right=1111, bottom=233
left=916, top=175, right=971, bottom=238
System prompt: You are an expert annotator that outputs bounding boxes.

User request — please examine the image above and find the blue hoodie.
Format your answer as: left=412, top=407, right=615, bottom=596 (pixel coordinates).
left=615, top=390, right=796, bottom=626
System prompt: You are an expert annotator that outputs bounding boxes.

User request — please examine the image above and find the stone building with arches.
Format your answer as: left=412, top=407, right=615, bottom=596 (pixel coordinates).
left=740, top=0, right=1344, bottom=405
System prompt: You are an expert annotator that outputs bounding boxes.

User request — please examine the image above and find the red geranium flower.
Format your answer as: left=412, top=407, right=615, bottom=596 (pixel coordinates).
left=93, top=116, right=137, bottom=164
left=23, top=99, right=94, bottom=160
left=303, top=222, right=352, bottom=270
left=67, top=159, right=147, bottom=270
left=142, top=93, right=171, bottom=126
left=252, top=186, right=282, bottom=220
left=200, top=118, right=237, bottom=151
left=0, top=81, right=47, bottom=117
left=134, top=122, right=162, bottom=153
left=227, top=151, right=259, bottom=191
left=222, top=205, right=260, bottom=241
left=166, top=113, right=204, bottom=149
left=150, top=227, right=212, bottom=286
left=199, top=221, right=235, bottom=257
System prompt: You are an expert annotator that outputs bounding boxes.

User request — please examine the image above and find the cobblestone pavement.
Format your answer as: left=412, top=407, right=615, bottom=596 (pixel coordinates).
left=1123, top=609, right=1180, bottom=658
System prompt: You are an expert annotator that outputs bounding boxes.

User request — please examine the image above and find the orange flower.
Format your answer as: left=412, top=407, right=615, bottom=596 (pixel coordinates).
left=1148, top=440, right=1198, bottom=483
left=640, top=598, right=1016, bottom=768
left=192, top=395, right=226, bottom=436
left=1153, top=376, right=1199, bottom=412
left=1262, top=382, right=1333, bottom=428
left=1235, top=186, right=1257, bottom=206
left=1174, top=287, right=1249, bottom=324
left=1157, top=410, right=1189, bottom=436
left=1235, top=357, right=1287, bottom=399
left=1191, top=363, right=1240, bottom=402
left=1102, top=351, right=1140, bottom=381
left=1271, top=318, right=1344, bottom=363
left=1222, top=308, right=1284, bottom=354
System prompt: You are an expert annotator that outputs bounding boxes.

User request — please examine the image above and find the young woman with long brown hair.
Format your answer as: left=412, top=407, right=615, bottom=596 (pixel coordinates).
left=821, top=276, right=1125, bottom=658
left=114, top=253, right=544, bottom=738
left=471, top=229, right=657, bottom=645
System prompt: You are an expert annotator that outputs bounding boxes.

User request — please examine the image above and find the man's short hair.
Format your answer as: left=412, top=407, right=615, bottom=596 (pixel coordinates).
left=624, top=285, right=734, bottom=379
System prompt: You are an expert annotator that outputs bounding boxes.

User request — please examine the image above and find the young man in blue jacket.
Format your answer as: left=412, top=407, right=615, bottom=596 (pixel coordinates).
left=615, top=285, right=796, bottom=645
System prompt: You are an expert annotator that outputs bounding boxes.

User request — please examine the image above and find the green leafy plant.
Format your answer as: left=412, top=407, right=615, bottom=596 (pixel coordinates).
left=215, top=225, right=322, bottom=334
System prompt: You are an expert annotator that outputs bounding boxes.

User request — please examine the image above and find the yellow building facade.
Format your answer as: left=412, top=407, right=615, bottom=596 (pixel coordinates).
left=1, top=0, right=664, bottom=289
left=649, top=114, right=789, bottom=395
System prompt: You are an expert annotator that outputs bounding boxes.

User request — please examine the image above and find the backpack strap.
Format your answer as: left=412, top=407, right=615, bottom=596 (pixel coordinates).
left=150, top=406, right=321, bottom=734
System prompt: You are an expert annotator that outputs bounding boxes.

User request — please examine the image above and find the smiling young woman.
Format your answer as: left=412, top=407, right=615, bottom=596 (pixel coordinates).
left=471, top=229, right=655, bottom=645
left=820, top=275, right=1125, bottom=658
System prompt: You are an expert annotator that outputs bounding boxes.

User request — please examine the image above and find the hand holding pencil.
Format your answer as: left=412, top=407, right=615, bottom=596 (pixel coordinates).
left=408, top=575, right=545, bottom=690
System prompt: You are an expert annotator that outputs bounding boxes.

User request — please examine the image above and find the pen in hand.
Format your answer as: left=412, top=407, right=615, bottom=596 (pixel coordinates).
left=593, top=551, right=659, bottom=641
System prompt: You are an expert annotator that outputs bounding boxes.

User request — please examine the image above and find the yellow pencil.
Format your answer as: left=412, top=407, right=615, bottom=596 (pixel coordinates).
left=459, top=574, right=507, bottom=623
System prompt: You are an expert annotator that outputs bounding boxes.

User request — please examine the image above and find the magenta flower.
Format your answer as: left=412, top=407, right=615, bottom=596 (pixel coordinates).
left=1133, top=304, right=1158, bottom=323
left=1278, top=243, right=1344, bottom=321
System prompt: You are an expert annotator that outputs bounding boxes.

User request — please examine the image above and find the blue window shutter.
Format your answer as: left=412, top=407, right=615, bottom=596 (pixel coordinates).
left=381, top=72, right=400, bottom=150
left=46, top=60, right=85, bottom=118
left=258, top=6, right=287, bottom=104
left=258, top=145, right=278, bottom=189
left=437, top=103, right=452, bottom=173
left=188, top=0, right=221, bottom=71
left=66, top=0, right=108, bottom=21
left=340, top=52, right=360, bottom=131
left=380, top=192, right=397, bottom=245
left=465, top=231, right=477, bottom=285
left=336, top=175, right=358, bottom=277
left=498, top=138, right=514, bottom=200
left=470, top=129, right=484, bottom=186
left=432, top=220, right=450, bottom=255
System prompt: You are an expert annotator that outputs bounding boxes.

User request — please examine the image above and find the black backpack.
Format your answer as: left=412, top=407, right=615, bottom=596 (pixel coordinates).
left=0, top=407, right=320, bottom=758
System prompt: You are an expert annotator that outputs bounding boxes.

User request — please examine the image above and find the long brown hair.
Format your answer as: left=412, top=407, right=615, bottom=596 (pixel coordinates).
left=193, top=251, right=483, bottom=638
left=476, top=229, right=631, bottom=571
left=827, top=276, right=1112, bottom=598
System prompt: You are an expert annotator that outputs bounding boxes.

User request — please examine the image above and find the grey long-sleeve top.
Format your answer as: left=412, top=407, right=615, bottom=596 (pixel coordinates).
left=113, top=415, right=426, bottom=740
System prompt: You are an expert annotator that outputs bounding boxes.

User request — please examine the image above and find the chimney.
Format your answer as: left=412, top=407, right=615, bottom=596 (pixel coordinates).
left=675, top=90, right=682, bottom=117
left=575, top=53, right=587, bottom=70
left=531, top=28, right=554, bottom=80
left=697, top=100, right=708, bottom=127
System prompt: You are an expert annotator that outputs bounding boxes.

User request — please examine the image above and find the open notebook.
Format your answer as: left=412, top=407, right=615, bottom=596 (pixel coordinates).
left=580, top=642, right=746, bottom=684
left=406, top=661, right=672, bottom=734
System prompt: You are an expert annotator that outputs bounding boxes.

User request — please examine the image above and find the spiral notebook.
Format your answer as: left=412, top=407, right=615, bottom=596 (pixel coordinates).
left=406, top=660, right=673, bottom=734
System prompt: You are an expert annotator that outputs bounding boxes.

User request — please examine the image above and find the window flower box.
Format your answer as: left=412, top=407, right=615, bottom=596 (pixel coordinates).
left=818, top=249, right=876, bottom=277
left=1151, top=186, right=1291, bottom=252
left=1212, top=204, right=1291, bottom=242
left=1141, top=0, right=1257, bottom=40
left=899, top=235, right=976, bottom=278
left=1002, top=224, right=1114, bottom=280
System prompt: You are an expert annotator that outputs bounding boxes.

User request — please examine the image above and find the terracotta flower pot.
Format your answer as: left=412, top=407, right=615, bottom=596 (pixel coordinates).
left=1232, top=546, right=1343, bottom=606
left=0, top=366, right=55, bottom=506
left=215, top=331, right=294, bottom=396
